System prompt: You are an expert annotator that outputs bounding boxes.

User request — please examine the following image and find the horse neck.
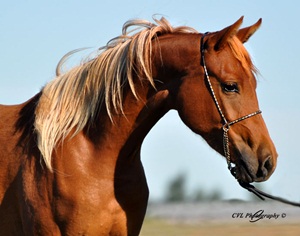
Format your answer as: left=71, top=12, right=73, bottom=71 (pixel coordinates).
left=54, top=33, right=201, bottom=173
left=94, top=85, right=170, bottom=159
left=94, top=33, right=201, bottom=156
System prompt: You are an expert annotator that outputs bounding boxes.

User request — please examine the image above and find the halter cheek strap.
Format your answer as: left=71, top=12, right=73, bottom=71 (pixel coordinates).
left=200, top=33, right=300, bottom=207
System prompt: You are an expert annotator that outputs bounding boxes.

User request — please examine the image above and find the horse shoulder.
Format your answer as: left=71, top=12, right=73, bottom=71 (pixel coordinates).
left=0, top=104, right=24, bottom=194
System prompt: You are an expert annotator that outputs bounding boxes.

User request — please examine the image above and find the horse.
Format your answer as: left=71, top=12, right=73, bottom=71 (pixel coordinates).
left=0, top=16, right=277, bottom=235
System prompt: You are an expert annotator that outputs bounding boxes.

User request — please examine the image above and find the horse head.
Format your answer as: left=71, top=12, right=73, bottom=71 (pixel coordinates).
left=153, top=17, right=277, bottom=183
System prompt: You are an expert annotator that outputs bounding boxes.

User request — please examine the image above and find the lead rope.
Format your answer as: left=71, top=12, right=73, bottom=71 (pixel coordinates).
left=201, top=33, right=300, bottom=207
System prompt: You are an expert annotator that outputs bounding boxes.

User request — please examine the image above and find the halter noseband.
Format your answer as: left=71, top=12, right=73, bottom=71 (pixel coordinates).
left=200, top=33, right=300, bottom=207
left=200, top=33, right=261, bottom=176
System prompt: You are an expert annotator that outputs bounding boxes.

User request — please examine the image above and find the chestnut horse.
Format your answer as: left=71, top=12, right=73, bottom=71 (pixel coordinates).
left=0, top=17, right=277, bottom=235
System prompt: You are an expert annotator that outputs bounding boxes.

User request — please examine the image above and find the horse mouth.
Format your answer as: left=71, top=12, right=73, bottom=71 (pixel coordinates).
left=232, top=150, right=256, bottom=183
left=235, top=161, right=255, bottom=183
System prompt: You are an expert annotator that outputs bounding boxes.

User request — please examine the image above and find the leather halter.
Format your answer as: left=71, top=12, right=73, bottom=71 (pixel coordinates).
left=200, top=33, right=300, bottom=207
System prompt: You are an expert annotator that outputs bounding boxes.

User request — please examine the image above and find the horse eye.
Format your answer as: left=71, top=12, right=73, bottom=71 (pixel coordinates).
left=222, top=83, right=239, bottom=93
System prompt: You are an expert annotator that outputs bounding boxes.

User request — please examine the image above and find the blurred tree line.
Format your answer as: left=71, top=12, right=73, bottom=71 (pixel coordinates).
left=164, top=173, right=222, bottom=202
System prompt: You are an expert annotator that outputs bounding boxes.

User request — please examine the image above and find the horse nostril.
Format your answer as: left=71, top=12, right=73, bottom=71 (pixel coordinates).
left=257, top=156, right=273, bottom=179
left=263, top=156, right=273, bottom=172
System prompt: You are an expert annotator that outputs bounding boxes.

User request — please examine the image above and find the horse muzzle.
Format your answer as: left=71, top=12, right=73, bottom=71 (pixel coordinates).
left=233, top=147, right=277, bottom=183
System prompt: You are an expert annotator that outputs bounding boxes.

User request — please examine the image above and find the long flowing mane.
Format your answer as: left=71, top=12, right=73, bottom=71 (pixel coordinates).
left=34, top=17, right=198, bottom=170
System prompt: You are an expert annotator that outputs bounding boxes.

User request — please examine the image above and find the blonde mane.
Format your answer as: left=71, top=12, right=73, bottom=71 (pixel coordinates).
left=34, top=17, right=198, bottom=170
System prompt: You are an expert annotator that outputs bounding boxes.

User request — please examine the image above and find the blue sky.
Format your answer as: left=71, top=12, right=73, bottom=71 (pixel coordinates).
left=1, top=1, right=300, bottom=202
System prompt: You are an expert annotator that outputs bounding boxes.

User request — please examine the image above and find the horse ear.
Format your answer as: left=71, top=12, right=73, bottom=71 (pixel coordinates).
left=237, top=18, right=262, bottom=43
left=213, top=16, right=244, bottom=51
